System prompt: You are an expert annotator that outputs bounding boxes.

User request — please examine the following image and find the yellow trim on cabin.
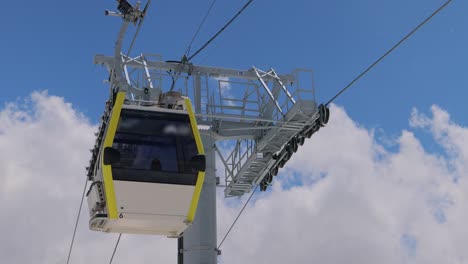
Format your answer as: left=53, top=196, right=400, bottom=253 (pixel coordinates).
left=101, top=92, right=126, bottom=220
left=187, top=171, right=205, bottom=222
left=185, top=98, right=205, bottom=155
left=184, top=97, right=205, bottom=222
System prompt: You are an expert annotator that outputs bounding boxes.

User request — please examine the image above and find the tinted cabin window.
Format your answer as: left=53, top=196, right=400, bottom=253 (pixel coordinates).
left=111, top=109, right=199, bottom=185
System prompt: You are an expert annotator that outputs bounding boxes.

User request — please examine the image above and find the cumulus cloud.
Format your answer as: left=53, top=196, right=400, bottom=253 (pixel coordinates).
left=0, top=92, right=176, bottom=264
left=1, top=93, right=467, bottom=264
left=0, top=91, right=91, bottom=262
left=217, top=105, right=468, bottom=264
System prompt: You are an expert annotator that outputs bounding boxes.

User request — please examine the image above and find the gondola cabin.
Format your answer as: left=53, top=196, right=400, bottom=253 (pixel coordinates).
left=86, top=92, right=205, bottom=237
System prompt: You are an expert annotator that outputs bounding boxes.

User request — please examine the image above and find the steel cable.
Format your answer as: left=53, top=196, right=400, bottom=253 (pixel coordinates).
left=218, top=185, right=258, bottom=249
left=325, top=0, right=453, bottom=106
left=65, top=179, right=88, bottom=264
left=109, top=234, right=123, bottom=264
left=169, top=0, right=253, bottom=91
left=188, top=0, right=254, bottom=61
left=185, top=0, right=218, bottom=57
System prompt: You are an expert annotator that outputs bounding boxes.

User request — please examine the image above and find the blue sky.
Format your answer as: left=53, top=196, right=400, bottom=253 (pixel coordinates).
left=1, top=0, right=465, bottom=130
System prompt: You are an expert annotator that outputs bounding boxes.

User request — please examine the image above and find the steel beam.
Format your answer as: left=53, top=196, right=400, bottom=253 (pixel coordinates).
left=94, top=54, right=296, bottom=83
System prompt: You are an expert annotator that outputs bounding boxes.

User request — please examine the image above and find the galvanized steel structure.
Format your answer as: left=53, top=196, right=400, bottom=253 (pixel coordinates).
left=91, top=1, right=328, bottom=263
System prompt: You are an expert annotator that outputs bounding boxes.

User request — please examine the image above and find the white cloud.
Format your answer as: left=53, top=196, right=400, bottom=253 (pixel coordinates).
left=217, top=105, right=468, bottom=264
left=0, top=92, right=176, bottom=264
left=0, top=91, right=95, bottom=263
left=1, top=93, right=467, bottom=264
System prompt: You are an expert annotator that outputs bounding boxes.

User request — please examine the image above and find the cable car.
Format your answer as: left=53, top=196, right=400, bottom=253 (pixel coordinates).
left=86, top=91, right=206, bottom=237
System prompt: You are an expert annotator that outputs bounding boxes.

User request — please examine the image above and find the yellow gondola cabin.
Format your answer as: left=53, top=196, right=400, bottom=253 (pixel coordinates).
left=86, top=92, right=205, bottom=237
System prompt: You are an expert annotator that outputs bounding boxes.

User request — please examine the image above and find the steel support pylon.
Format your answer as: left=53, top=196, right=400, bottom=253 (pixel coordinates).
left=178, top=134, right=218, bottom=264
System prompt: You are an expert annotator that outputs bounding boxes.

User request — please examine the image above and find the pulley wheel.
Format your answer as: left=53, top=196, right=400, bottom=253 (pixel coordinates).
left=260, top=181, right=267, bottom=191
left=271, top=166, right=279, bottom=176
left=285, top=150, right=292, bottom=161
left=298, top=136, right=305, bottom=146
left=318, top=104, right=330, bottom=127
left=265, top=173, right=273, bottom=184
left=285, top=143, right=291, bottom=153
left=287, top=144, right=293, bottom=156
left=279, top=158, right=286, bottom=168
left=292, top=137, right=298, bottom=152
